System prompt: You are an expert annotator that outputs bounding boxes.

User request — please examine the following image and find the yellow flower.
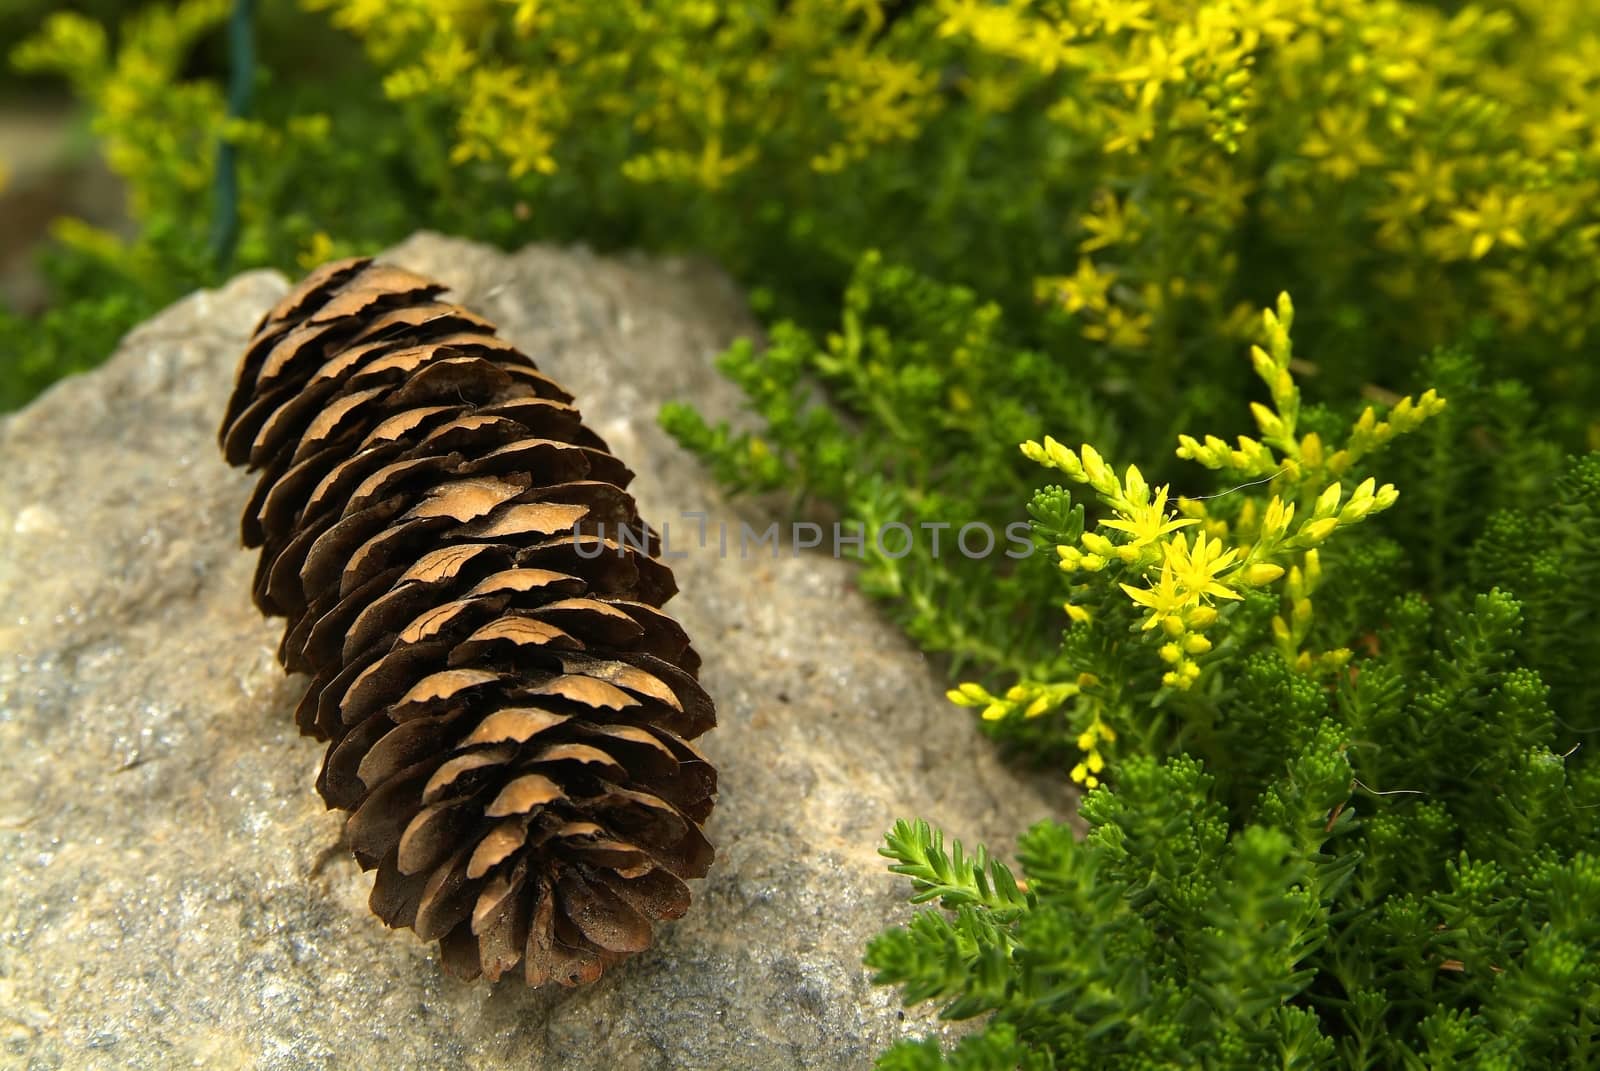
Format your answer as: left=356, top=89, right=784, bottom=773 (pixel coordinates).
left=1241, top=562, right=1285, bottom=586
left=1299, top=517, right=1339, bottom=544
left=1045, top=257, right=1115, bottom=314
left=1070, top=712, right=1117, bottom=789
left=1081, top=305, right=1153, bottom=349
left=1120, top=567, right=1187, bottom=630
left=1100, top=486, right=1199, bottom=551
left=1161, top=658, right=1203, bottom=690
left=1386, top=148, right=1457, bottom=213
left=1450, top=192, right=1530, bottom=260
left=297, top=231, right=336, bottom=270
left=1090, top=0, right=1154, bottom=36
left=1299, top=106, right=1384, bottom=182
left=946, top=682, right=991, bottom=707
left=937, top=0, right=1079, bottom=72
left=1111, top=33, right=1184, bottom=92
left=1078, top=190, right=1140, bottom=252
left=1163, top=531, right=1243, bottom=603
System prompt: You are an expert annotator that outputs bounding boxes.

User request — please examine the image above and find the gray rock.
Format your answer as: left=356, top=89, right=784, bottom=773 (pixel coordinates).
left=0, top=234, right=1067, bottom=1070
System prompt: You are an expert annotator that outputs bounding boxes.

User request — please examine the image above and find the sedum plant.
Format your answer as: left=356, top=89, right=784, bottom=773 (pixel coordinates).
left=870, top=506, right=1600, bottom=1067
left=674, top=258, right=1596, bottom=1064
left=664, top=252, right=1116, bottom=679
left=949, top=293, right=1446, bottom=787
left=9, top=0, right=1600, bottom=448
left=296, top=0, right=1600, bottom=436
left=10, top=0, right=352, bottom=292
left=858, top=296, right=1600, bottom=1066
left=871, top=645, right=1600, bottom=1070
left=4, top=0, right=408, bottom=405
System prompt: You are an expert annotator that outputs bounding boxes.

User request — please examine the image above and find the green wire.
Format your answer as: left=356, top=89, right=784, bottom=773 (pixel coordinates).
left=209, top=0, right=256, bottom=269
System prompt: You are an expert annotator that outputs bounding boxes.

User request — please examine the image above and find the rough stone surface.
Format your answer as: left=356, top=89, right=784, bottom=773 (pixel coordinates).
left=0, top=234, right=1067, bottom=1070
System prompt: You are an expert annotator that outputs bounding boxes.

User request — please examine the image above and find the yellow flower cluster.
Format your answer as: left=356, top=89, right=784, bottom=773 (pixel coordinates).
left=309, top=0, right=944, bottom=193
left=12, top=1, right=338, bottom=274
left=1175, top=294, right=1447, bottom=486
left=19, top=0, right=1600, bottom=389
left=968, top=0, right=1600, bottom=366
left=311, top=0, right=1592, bottom=349
left=946, top=675, right=1111, bottom=787
left=956, top=292, right=1443, bottom=783
left=1025, top=293, right=1437, bottom=691
left=13, top=1, right=231, bottom=222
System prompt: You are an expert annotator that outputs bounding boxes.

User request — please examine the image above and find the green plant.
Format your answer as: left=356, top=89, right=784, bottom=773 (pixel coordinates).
left=10, top=0, right=1600, bottom=439
left=2, top=0, right=538, bottom=403
left=943, top=292, right=1446, bottom=785
left=664, top=252, right=1116, bottom=680
left=871, top=581, right=1600, bottom=1067
left=853, top=287, right=1600, bottom=1065
left=0, top=290, right=157, bottom=410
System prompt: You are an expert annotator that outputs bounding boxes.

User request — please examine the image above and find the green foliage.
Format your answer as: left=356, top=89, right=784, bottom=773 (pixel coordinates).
left=9, top=0, right=1600, bottom=441
left=0, top=284, right=157, bottom=410
left=1467, top=453, right=1600, bottom=723
left=843, top=270, right=1600, bottom=1066
left=872, top=589, right=1600, bottom=1067
left=662, top=253, right=1114, bottom=679
left=1377, top=349, right=1567, bottom=597
left=855, top=281, right=1600, bottom=1066
left=2, top=0, right=553, bottom=401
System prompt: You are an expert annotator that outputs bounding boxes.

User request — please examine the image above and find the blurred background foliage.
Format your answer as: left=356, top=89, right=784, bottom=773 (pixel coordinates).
left=4, top=0, right=1600, bottom=435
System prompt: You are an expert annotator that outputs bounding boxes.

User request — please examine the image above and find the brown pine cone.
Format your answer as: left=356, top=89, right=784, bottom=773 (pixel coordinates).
left=218, top=257, right=716, bottom=986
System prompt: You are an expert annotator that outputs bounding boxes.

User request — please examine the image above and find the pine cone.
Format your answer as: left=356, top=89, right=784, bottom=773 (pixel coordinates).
left=219, top=257, right=716, bottom=986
